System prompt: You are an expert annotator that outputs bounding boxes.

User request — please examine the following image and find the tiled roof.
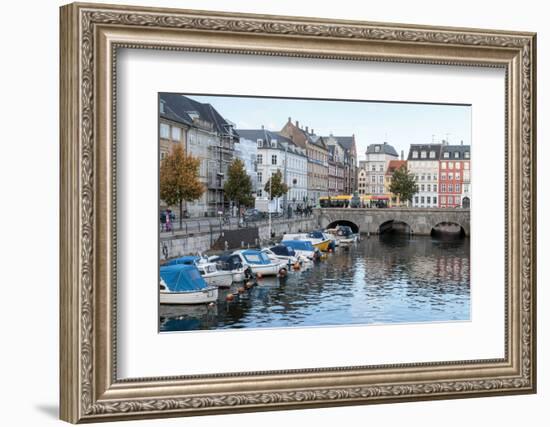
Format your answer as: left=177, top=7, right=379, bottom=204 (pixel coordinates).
left=407, top=144, right=442, bottom=161
left=159, top=93, right=238, bottom=137
left=366, top=143, right=398, bottom=157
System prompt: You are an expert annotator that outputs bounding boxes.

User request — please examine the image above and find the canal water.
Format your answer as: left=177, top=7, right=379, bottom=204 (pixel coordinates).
left=159, top=234, right=470, bottom=332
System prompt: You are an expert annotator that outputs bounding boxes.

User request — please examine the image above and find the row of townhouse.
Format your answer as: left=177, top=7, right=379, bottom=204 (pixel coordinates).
left=159, top=95, right=359, bottom=218
left=357, top=141, right=471, bottom=208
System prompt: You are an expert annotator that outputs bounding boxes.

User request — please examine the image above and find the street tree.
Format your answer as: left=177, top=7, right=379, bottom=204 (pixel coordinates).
left=160, top=145, right=204, bottom=228
left=389, top=165, right=418, bottom=205
left=224, top=158, right=254, bottom=211
left=264, top=169, right=289, bottom=200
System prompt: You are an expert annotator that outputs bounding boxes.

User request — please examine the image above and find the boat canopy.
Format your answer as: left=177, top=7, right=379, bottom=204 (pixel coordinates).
left=337, top=226, right=353, bottom=236
left=282, top=240, right=315, bottom=251
left=164, top=255, right=200, bottom=266
left=240, top=250, right=272, bottom=265
left=160, top=264, right=208, bottom=292
left=269, top=245, right=297, bottom=257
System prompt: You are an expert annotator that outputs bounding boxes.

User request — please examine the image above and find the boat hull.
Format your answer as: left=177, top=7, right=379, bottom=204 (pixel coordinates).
left=160, top=287, right=218, bottom=304
left=249, top=262, right=285, bottom=276
left=202, top=271, right=233, bottom=288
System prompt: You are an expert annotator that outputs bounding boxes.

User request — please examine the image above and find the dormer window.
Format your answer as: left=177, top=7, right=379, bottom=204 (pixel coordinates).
left=257, top=139, right=263, bottom=148
left=465, top=151, right=470, bottom=158
left=412, top=151, right=418, bottom=159
left=454, top=152, right=460, bottom=158
left=421, top=151, right=427, bottom=158
left=160, top=100, right=165, bottom=114
left=429, top=151, right=436, bottom=158
left=443, top=152, right=450, bottom=158
left=374, top=145, right=381, bottom=153
left=271, top=138, right=277, bottom=148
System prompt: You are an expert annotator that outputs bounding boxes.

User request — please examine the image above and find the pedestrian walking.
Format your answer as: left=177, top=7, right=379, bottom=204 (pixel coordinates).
left=160, top=210, right=166, bottom=231
left=166, top=209, right=172, bottom=232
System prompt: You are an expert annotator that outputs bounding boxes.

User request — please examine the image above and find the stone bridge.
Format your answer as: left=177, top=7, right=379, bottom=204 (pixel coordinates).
left=315, top=208, right=470, bottom=236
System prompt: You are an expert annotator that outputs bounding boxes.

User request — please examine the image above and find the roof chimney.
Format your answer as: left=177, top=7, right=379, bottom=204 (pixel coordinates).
left=401, top=150, right=404, bottom=160
left=295, top=120, right=299, bottom=128
left=461, top=140, right=464, bottom=145
left=261, top=124, right=264, bottom=130
left=311, top=128, right=314, bottom=134
left=288, top=116, right=291, bottom=123
left=305, top=126, right=309, bottom=133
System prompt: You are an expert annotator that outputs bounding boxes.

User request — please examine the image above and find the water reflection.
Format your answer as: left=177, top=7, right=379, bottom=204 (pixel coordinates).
left=160, top=235, right=470, bottom=332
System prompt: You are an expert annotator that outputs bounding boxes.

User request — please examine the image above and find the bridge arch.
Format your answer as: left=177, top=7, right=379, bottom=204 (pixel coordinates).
left=378, top=219, right=412, bottom=234
left=326, top=220, right=360, bottom=234
left=430, top=221, right=466, bottom=238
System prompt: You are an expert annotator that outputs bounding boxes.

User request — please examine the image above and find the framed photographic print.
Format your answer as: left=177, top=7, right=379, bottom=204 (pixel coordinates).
left=60, top=2, right=537, bottom=423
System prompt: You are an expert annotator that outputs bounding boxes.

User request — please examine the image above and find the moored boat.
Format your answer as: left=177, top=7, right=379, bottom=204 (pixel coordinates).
left=208, top=253, right=253, bottom=282
left=232, top=249, right=287, bottom=276
left=281, top=240, right=320, bottom=261
left=164, top=255, right=233, bottom=288
left=282, top=230, right=334, bottom=252
left=263, top=245, right=302, bottom=266
left=160, top=264, right=218, bottom=304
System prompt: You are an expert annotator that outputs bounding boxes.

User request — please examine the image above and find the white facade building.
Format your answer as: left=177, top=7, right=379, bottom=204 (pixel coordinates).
left=238, top=129, right=308, bottom=209
left=407, top=144, right=442, bottom=208
left=363, top=143, right=398, bottom=195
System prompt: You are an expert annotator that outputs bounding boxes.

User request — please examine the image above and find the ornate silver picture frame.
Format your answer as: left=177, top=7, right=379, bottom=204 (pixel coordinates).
left=60, top=2, right=536, bottom=423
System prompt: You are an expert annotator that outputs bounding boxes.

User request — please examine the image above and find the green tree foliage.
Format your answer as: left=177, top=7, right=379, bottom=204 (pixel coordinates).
left=160, top=145, right=204, bottom=227
left=264, top=169, right=289, bottom=200
left=224, top=158, right=254, bottom=209
left=389, top=165, right=418, bottom=203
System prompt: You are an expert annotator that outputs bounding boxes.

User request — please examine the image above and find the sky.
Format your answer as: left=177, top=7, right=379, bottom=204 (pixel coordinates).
left=184, top=94, right=471, bottom=161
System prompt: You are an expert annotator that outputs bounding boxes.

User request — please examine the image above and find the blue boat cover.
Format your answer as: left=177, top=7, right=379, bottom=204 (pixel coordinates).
left=241, top=250, right=272, bottom=265
left=164, top=256, right=200, bottom=266
left=282, top=240, right=315, bottom=251
left=160, top=264, right=208, bottom=292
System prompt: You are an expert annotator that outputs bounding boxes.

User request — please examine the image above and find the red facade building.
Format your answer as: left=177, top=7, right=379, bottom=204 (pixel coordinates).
left=438, top=144, right=471, bottom=208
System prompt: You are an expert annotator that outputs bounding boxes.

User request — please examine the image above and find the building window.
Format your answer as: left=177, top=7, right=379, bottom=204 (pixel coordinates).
left=455, top=162, right=460, bottom=169
left=257, top=189, right=262, bottom=197
left=421, top=151, right=427, bottom=158
left=449, top=162, right=454, bottom=169
left=443, top=152, right=449, bottom=158
left=371, top=176, right=376, bottom=183
left=441, top=184, right=446, bottom=192
left=448, top=173, right=453, bottom=180
left=160, top=123, right=170, bottom=139
left=433, top=196, right=437, bottom=204
left=379, top=164, right=384, bottom=172
left=421, top=184, right=425, bottom=191
left=455, top=172, right=460, bottom=180
left=371, top=165, right=376, bottom=171
left=414, top=196, right=419, bottom=204
left=465, top=162, right=470, bottom=170
left=171, top=126, right=181, bottom=141
left=271, top=155, right=277, bottom=165
left=160, top=151, right=166, bottom=160
left=427, top=174, right=431, bottom=180
left=421, top=196, right=425, bottom=204
left=455, top=184, right=460, bottom=192
left=257, top=139, right=263, bottom=147
left=379, top=176, right=383, bottom=183
left=441, top=173, right=446, bottom=180
left=455, top=196, right=461, bottom=204
left=257, top=171, right=262, bottom=183
left=412, top=151, right=418, bottom=159
left=257, top=154, right=263, bottom=165
left=465, top=151, right=470, bottom=159
left=454, top=152, right=459, bottom=158
left=429, top=151, right=436, bottom=158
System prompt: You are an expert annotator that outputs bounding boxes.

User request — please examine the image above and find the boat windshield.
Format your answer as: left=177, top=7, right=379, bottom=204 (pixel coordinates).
left=243, top=251, right=271, bottom=264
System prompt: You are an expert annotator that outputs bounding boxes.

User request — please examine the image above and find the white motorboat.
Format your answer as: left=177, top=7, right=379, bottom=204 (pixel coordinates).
left=232, top=249, right=287, bottom=276
left=208, top=253, right=252, bottom=282
left=164, top=255, right=233, bottom=288
left=160, top=264, right=218, bottom=305
left=280, top=239, right=320, bottom=261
